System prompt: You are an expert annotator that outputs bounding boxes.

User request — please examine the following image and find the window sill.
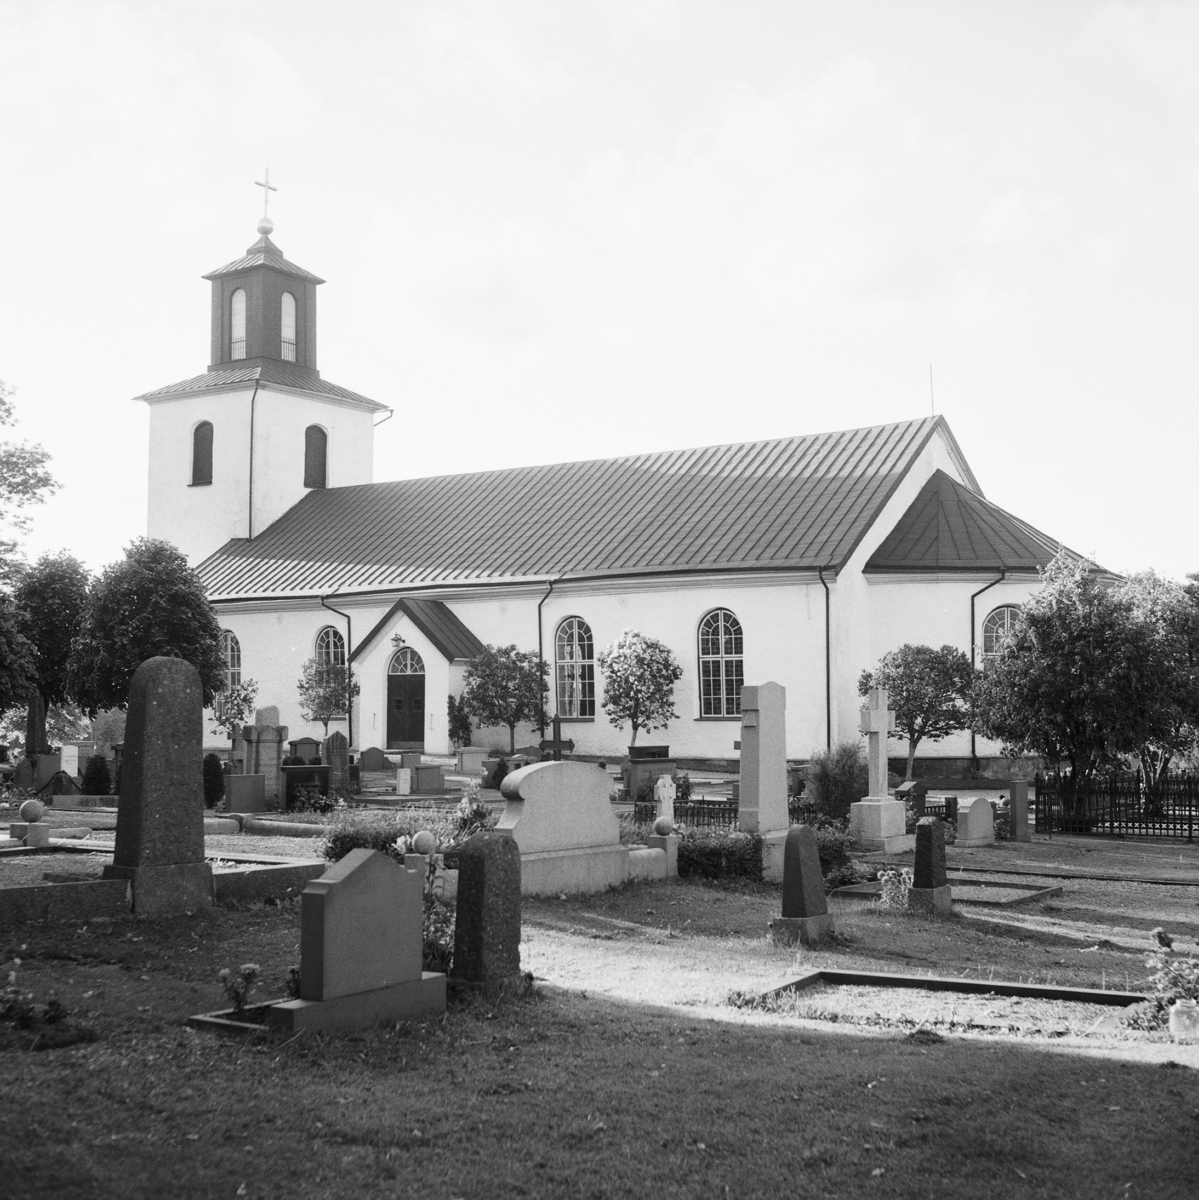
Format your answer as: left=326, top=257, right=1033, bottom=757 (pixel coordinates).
left=188, top=482, right=212, bottom=488
left=693, top=716, right=741, bottom=722
left=554, top=717, right=595, bottom=724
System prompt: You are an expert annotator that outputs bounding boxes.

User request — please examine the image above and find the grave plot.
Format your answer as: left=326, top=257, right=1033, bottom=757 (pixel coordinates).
left=832, top=877, right=1063, bottom=906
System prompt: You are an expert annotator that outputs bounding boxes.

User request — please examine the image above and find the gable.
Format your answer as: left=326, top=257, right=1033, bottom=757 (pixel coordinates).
left=198, top=416, right=975, bottom=598
left=352, top=598, right=487, bottom=664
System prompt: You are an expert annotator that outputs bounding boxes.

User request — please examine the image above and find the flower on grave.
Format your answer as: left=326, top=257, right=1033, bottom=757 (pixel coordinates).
left=455, top=780, right=492, bottom=836
left=393, top=834, right=412, bottom=858
left=218, top=962, right=261, bottom=1014
left=877, top=867, right=912, bottom=911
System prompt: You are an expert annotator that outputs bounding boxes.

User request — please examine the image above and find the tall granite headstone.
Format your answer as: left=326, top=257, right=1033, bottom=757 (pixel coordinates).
left=324, top=730, right=349, bottom=790
left=1007, top=781, right=1031, bottom=842
left=451, top=831, right=523, bottom=993
left=907, top=817, right=952, bottom=915
left=103, top=657, right=213, bottom=916
left=739, top=682, right=789, bottom=881
left=770, top=824, right=834, bottom=946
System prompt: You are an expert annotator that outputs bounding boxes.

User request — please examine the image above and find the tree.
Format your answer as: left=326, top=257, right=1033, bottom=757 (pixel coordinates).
left=210, top=679, right=260, bottom=739
left=447, top=693, right=472, bottom=748
left=596, top=630, right=683, bottom=747
left=13, top=551, right=90, bottom=752
left=296, top=657, right=360, bottom=738
left=0, top=595, right=36, bottom=718
left=973, top=553, right=1154, bottom=813
left=68, top=538, right=226, bottom=713
left=803, top=742, right=869, bottom=821
left=0, top=381, right=58, bottom=586
left=858, top=643, right=975, bottom=780
left=460, top=644, right=548, bottom=754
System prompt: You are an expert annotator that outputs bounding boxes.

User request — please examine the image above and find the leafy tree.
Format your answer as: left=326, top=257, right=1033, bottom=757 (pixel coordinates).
left=88, top=709, right=126, bottom=758
left=1112, top=571, right=1199, bottom=805
left=68, top=538, right=226, bottom=713
left=597, top=630, right=683, bottom=748
left=460, top=644, right=548, bottom=754
left=973, top=553, right=1156, bottom=813
left=0, top=702, right=89, bottom=752
left=12, top=551, right=90, bottom=751
left=858, top=643, right=975, bottom=780
left=0, top=381, right=58, bottom=585
left=447, top=693, right=472, bottom=748
left=296, top=657, right=360, bottom=738
left=803, top=742, right=869, bottom=821
left=210, top=679, right=260, bottom=739
left=0, top=595, right=36, bottom=718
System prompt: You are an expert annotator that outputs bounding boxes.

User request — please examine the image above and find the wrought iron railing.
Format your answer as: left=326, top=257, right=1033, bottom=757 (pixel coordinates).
left=630, top=797, right=821, bottom=830
left=1034, top=771, right=1199, bottom=840
left=231, top=336, right=246, bottom=360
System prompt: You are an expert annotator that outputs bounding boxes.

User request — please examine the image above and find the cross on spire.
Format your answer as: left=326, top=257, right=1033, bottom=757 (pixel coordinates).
left=255, top=168, right=277, bottom=220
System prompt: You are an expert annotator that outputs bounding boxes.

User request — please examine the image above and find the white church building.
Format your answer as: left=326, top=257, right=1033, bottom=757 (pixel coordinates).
left=137, top=215, right=1088, bottom=771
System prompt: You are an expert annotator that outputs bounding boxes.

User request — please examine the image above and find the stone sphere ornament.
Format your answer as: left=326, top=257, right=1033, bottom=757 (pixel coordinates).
left=653, top=816, right=674, bottom=837
left=19, top=799, right=45, bottom=823
left=412, top=830, right=437, bottom=856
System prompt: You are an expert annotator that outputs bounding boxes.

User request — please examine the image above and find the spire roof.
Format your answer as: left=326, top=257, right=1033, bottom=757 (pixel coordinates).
left=202, top=233, right=325, bottom=284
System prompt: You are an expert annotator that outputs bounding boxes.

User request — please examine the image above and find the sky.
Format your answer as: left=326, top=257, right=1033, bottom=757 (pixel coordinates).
left=2, top=0, right=1197, bottom=581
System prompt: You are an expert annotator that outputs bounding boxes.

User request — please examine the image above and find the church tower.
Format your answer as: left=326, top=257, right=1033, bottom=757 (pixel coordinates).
left=136, top=191, right=389, bottom=566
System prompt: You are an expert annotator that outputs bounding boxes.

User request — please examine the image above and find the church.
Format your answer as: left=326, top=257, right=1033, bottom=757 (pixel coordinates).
left=136, top=212, right=1087, bottom=770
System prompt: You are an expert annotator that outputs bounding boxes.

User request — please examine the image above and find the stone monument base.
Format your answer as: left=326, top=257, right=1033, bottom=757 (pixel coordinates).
left=850, top=797, right=915, bottom=853
left=906, top=884, right=953, bottom=915
left=267, top=973, right=446, bottom=1034
left=956, top=835, right=994, bottom=848
left=770, top=913, right=835, bottom=947
left=758, top=828, right=790, bottom=883
left=104, top=861, right=213, bottom=917
left=520, top=843, right=672, bottom=896
left=10, top=822, right=51, bottom=847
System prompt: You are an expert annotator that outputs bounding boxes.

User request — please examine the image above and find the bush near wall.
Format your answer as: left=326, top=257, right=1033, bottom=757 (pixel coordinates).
left=677, top=829, right=764, bottom=882
left=80, top=754, right=112, bottom=797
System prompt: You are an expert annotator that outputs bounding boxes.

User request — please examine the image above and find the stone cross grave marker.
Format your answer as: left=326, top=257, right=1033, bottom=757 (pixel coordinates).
left=908, top=817, right=952, bottom=915
left=265, top=848, right=445, bottom=1033
left=770, top=824, right=834, bottom=946
left=451, top=831, right=523, bottom=993
left=654, top=774, right=676, bottom=827
left=539, top=715, right=575, bottom=762
left=102, top=657, right=213, bottom=917
left=858, top=686, right=895, bottom=798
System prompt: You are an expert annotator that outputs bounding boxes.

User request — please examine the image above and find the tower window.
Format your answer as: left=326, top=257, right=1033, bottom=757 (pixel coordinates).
left=230, top=288, right=246, bottom=361
left=698, top=608, right=743, bottom=717
left=315, top=626, right=346, bottom=666
left=304, top=425, right=327, bottom=489
left=191, top=421, right=213, bottom=486
left=281, top=292, right=296, bottom=362
left=556, top=617, right=595, bottom=718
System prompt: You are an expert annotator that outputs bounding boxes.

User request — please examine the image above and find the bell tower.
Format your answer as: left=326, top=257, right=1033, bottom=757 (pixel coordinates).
left=135, top=177, right=390, bottom=566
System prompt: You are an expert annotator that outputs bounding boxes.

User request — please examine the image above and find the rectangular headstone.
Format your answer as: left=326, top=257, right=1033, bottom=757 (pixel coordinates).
left=451, top=831, right=522, bottom=987
left=60, top=745, right=79, bottom=777
left=300, top=848, right=423, bottom=1001
left=738, top=682, right=788, bottom=833
left=324, top=731, right=349, bottom=789
left=781, top=825, right=828, bottom=919
left=1008, top=781, right=1030, bottom=842
left=103, top=657, right=212, bottom=916
left=913, top=817, right=947, bottom=889
left=957, top=796, right=994, bottom=847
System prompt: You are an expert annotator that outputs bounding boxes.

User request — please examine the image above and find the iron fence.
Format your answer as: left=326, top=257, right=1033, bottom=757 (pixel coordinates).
left=630, top=797, right=822, bottom=829
left=1034, top=771, right=1199, bottom=841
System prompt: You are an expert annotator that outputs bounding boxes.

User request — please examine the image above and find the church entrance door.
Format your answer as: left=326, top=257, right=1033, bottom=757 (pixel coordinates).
left=386, top=647, right=425, bottom=750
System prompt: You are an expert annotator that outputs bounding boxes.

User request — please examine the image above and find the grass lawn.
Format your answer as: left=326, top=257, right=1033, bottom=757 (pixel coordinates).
left=2, top=845, right=1199, bottom=1198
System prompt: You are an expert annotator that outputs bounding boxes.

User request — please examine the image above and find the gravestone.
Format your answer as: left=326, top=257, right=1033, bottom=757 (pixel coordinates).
left=770, top=825, right=834, bottom=946
left=102, top=657, right=213, bottom=916
left=456, top=746, right=489, bottom=775
left=226, top=774, right=266, bottom=813
left=266, top=848, right=445, bottom=1033
left=399, top=751, right=422, bottom=770
left=908, top=817, right=952, bottom=915
left=25, top=691, right=47, bottom=756
left=497, top=760, right=676, bottom=894
left=412, top=764, right=445, bottom=794
left=12, top=757, right=34, bottom=790
left=849, top=688, right=913, bottom=852
left=254, top=706, right=280, bottom=726
left=324, top=731, right=349, bottom=789
left=60, top=745, right=80, bottom=777
left=359, top=746, right=390, bottom=772
left=242, top=720, right=288, bottom=807
left=10, top=798, right=52, bottom=847
left=957, top=796, right=994, bottom=847
left=739, top=682, right=790, bottom=881
left=654, top=774, right=676, bottom=827
left=1007, top=781, right=1031, bottom=842
left=451, top=831, right=523, bottom=992
left=396, top=768, right=412, bottom=796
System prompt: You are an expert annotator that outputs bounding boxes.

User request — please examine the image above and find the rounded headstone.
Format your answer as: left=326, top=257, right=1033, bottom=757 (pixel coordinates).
left=412, top=829, right=437, bottom=856
left=19, top=799, right=45, bottom=823
left=653, top=816, right=674, bottom=837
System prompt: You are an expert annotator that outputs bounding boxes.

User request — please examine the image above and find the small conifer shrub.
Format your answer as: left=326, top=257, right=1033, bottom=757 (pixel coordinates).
left=80, top=754, right=113, bottom=797
left=202, top=753, right=225, bottom=809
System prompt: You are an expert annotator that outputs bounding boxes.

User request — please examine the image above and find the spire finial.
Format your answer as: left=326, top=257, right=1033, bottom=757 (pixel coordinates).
left=255, top=168, right=278, bottom=235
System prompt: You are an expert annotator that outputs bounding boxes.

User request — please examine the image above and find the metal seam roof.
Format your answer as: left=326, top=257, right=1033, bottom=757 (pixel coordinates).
left=133, top=360, right=385, bottom=409
left=198, top=417, right=966, bottom=599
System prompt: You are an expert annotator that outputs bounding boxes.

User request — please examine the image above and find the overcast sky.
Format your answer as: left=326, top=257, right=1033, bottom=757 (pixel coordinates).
left=3, top=0, right=1197, bottom=581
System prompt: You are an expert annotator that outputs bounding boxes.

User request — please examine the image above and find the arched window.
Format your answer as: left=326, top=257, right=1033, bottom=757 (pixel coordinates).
left=230, top=288, right=246, bottom=360
left=388, top=647, right=425, bottom=675
left=982, top=605, right=1020, bottom=661
left=220, top=630, right=241, bottom=690
left=315, top=626, right=346, bottom=666
left=698, top=608, right=743, bottom=717
left=556, top=617, right=595, bottom=718
left=281, top=292, right=296, bottom=362
left=304, top=425, right=327, bottom=489
left=191, top=421, right=213, bottom=486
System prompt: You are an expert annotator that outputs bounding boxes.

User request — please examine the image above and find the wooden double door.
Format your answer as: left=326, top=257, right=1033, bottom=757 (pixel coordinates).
left=386, top=671, right=425, bottom=749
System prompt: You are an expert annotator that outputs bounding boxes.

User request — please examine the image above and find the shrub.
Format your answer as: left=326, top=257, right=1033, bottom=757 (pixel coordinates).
left=202, top=753, right=224, bottom=809
left=803, top=742, right=869, bottom=821
left=323, top=808, right=462, bottom=863
left=1124, top=930, right=1199, bottom=1031
left=80, top=754, right=112, bottom=797
left=293, top=783, right=336, bottom=814
left=676, top=772, right=692, bottom=803
left=677, top=828, right=763, bottom=881
left=447, top=694, right=472, bottom=748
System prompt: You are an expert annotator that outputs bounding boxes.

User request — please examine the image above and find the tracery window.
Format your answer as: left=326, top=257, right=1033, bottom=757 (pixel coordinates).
left=281, top=292, right=296, bottom=362
left=982, top=605, right=1020, bottom=661
left=388, top=647, right=425, bottom=675
left=304, top=425, right=327, bottom=489
left=230, top=288, right=246, bottom=360
left=191, top=421, right=213, bottom=486
left=698, top=608, right=743, bottom=717
left=220, top=630, right=241, bottom=690
left=555, top=617, right=595, bottom=718
left=315, top=625, right=346, bottom=666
